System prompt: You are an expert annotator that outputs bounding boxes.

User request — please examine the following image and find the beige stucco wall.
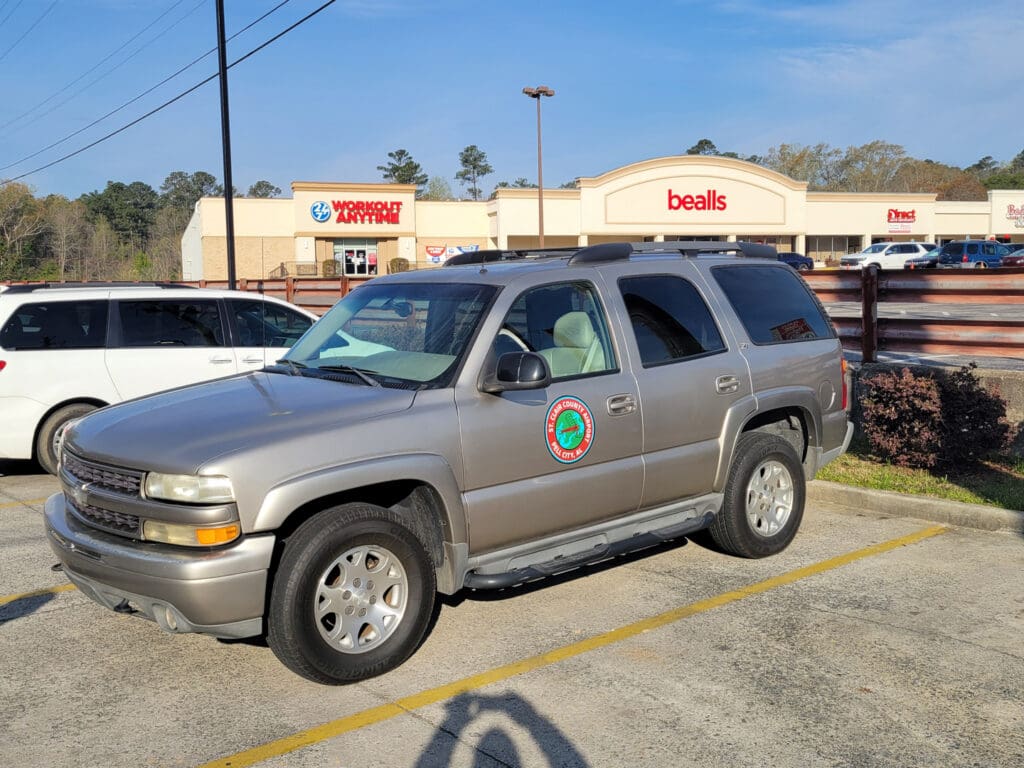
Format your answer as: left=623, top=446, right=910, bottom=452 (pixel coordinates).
left=577, top=156, right=808, bottom=238
left=182, top=161, right=1024, bottom=280
left=807, top=193, right=936, bottom=238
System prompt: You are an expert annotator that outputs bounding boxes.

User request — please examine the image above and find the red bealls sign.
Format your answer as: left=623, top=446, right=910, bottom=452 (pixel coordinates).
left=668, top=189, right=727, bottom=212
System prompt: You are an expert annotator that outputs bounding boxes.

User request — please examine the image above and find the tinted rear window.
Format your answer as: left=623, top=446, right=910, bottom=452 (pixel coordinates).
left=116, top=300, right=224, bottom=347
left=0, top=300, right=108, bottom=350
left=712, top=266, right=833, bottom=344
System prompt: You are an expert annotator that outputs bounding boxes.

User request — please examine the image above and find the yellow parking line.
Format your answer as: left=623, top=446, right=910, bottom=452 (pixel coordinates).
left=0, top=583, right=76, bottom=606
left=200, top=523, right=948, bottom=768
left=0, top=497, right=49, bottom=509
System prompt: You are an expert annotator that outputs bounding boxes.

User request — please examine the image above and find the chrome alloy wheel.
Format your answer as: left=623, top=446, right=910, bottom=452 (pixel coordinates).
left=745, top=459, right=794, bottom=537
left=314, top=544, right=409, bottom=654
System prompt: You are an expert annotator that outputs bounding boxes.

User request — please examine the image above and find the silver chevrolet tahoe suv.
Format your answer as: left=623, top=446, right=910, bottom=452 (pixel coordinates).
left=45, top=241, right=853, bottom=684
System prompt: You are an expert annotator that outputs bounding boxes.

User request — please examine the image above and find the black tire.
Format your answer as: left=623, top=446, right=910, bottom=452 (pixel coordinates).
left=974, top=262, right=987, bottom=269
left=267, top=503, right=437, bottom=684
left=35, top=403, right=96, bottom=475
left=797, top=263, right=810, bottom=272
left=709, top=432, right=805, bottom=558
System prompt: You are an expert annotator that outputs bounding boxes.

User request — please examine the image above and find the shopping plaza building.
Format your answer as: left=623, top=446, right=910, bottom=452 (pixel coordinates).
left=181, top=155, right=1024, bottom=279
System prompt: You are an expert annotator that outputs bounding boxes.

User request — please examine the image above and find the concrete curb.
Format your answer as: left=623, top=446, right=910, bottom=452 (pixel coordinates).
left=808, top=480, right=1024, bottom=533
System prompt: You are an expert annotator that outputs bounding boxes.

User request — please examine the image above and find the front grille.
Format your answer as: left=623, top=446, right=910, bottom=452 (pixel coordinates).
left=62, top=452, right=142, bottom=496
left=68, top=497, right=141, bottom=537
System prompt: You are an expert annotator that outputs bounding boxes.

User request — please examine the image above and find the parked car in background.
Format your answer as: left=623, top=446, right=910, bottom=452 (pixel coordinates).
left=1002, top=247, right=1024, bottom=267
left=937, top=240, right=1009, bottom=269
left=840, top=242, right=937, bottom=271
left=0, top=283, right=317, bottom=474
left=777, top=251, right=813, bottom=271
left=904, top=247, right=940, bottom=269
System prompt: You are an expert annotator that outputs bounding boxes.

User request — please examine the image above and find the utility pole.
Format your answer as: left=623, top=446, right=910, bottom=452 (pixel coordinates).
left=215, top=0, right=237, bottom=289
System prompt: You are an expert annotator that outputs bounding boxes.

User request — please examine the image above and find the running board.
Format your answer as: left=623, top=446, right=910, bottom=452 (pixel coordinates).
left=463, top=511, right=714, bottom=590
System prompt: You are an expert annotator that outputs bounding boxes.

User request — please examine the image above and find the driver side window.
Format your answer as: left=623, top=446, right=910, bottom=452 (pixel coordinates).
left=493, top=281, right=616, bottom=379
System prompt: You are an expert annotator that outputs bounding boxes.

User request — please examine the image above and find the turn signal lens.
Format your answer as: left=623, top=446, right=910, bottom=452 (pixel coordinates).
left=841, top=357, right=849, bottom=411
left=143, top=520, right=240, bottom=547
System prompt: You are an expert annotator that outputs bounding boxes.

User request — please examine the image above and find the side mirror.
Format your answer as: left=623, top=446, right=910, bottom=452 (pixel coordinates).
left=481, top=351, right=551, bottom=393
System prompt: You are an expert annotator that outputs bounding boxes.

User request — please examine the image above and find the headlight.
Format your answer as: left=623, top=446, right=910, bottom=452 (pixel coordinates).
left=144, top=473, right=235, bottom=504
left=142, top=520, right=240, bottom=547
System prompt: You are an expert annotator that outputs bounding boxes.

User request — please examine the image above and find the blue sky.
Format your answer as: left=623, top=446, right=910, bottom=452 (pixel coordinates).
left=1, top=0, right=1021, bottom=199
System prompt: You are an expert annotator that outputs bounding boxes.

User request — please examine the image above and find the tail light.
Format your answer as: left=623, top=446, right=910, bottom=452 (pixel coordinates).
left=0, top=360, right=5, bottom=372
left=841, top=357, right=849, bottom=411
left=962, top=254, right=968, bottom=262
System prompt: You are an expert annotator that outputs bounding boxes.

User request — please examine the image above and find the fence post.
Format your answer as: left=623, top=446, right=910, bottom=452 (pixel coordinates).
left=285, top=276, right=295, bottom=304
left=238, top=278, right=248, bottom=293
left=861, top=265, right=878, bottom=363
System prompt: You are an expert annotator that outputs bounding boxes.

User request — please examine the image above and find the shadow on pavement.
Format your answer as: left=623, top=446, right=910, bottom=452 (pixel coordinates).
left=415, top=691, right=590, bottom=768
left=0, top=459, right=43, bottom=477
left=0, top=592, right=55, bottom=626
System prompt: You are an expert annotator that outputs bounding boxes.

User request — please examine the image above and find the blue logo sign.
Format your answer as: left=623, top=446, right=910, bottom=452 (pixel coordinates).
left=310, top=201, right=331, bottom=223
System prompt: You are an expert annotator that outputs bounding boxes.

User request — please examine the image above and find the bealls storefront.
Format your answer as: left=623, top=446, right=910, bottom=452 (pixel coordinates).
left=181, top=156, right=1024, bottom=279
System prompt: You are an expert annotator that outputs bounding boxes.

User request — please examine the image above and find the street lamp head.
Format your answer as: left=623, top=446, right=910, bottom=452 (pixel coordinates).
left=523, top=85, right=555, bottom=98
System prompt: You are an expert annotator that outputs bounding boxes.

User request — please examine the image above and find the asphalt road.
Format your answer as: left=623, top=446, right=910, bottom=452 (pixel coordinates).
left=2, top=464, right=1022, bottom=768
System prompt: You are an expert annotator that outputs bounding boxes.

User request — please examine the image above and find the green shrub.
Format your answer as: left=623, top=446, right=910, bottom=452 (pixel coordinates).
left=860, top=364, right=1013, bottom=469
left=861, top=368, right=942, bottom=468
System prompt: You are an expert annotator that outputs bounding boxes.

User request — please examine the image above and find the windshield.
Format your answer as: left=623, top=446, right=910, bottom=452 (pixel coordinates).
left=862, top=244, right=887, bottom=254
left=283, top=281, right=496, bottom=388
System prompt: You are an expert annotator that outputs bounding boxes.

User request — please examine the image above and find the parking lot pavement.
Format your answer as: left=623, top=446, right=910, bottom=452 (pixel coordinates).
left=2, top=471, right=1022, bottom=768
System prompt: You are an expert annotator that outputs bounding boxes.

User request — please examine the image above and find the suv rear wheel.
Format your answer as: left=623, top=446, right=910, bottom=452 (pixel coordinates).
left=36, top=403, right=96, bottom=475
left=709, top=433, right=805, bottom=558
left=268, top=503, right=436, bottom=684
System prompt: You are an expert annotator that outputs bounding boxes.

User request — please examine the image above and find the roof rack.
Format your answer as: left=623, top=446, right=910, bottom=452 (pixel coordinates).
left=568, top=240, right=777, bottom=263
left=443, top=247, right=579, bottom=266
left=1, top=281, right=196, bottom=294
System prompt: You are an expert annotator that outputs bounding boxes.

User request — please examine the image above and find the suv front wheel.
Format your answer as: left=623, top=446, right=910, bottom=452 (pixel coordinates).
left=709, top=432, right=805, bottom=558
left=36, top=403, right=97, bottom=475
left=268, top=503, right=437, bottom=684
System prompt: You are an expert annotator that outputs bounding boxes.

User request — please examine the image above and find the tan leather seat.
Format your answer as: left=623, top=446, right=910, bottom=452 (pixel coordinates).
left=539, top=311, right=605, bottom=377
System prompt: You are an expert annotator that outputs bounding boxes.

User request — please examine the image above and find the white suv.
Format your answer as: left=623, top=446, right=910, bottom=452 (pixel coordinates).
left=0, top=283, right=316, bottom=474
left=840, top=242, right=936, bottom=271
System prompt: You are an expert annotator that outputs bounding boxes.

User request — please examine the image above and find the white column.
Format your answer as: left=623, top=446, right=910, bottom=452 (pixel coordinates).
left=726, top=234, right=738, bottom=243
left=577, top=234, right=589, bottom=246
left=653, top=234, right=665, bottom=242
left=861, top=234, right=872, bottom=250
left=795, top=234, right=806, bottom=254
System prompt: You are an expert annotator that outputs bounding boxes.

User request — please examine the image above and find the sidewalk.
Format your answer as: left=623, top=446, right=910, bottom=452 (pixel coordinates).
left=808, top=480, right=1024, bottom=533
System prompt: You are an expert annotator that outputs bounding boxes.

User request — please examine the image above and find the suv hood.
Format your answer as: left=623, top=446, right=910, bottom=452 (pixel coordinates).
left=65, top=371, right=416, bottom=472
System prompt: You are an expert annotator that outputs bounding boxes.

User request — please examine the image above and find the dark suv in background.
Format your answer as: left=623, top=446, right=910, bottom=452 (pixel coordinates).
left=937, top=240, right=1010, bottom=269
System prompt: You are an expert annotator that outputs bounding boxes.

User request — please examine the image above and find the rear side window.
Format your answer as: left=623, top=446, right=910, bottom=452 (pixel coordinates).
left=712, top=266, right=833, bottom=345
left=116, top=300, right=224, bottom=347
left=618, top=276, right=725, bottom=366
left=0, top=300, right=108, bottom=350
left=229, top=299, right=312, bottom=348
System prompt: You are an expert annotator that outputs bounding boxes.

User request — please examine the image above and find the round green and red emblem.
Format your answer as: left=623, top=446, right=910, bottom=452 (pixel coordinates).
left=545, top=396, right=595, bottom=464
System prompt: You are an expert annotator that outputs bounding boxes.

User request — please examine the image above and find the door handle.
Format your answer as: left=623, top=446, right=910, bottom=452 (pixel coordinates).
left=209, top=355, right=234, bottom=365
left=241, top=355, right=264, bottom=364
left=716, top=375, right=740, bottom=394
left=607, top=393, right=637, bottom=415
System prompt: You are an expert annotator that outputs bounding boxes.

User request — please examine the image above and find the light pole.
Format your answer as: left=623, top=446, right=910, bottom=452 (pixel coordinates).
left=523, top=85, right=554, bottom=247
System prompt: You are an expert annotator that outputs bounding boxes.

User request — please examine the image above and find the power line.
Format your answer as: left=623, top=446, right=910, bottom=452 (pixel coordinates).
left=2, top=0, right=338, bottom=185
left=0, top=0, right=293, bottom=172
left=2, top=0, right=207, bottom=138
left=0, top=0, right=26, bottom=29
left=0, top=0, right=58, bottom=64
left=0, top=0, right=191, bottom=135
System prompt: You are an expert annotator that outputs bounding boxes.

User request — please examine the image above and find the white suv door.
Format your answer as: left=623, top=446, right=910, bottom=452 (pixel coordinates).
left=226, top=297, right=315, bottom=371
left=105, top=297, right=238, bottom=400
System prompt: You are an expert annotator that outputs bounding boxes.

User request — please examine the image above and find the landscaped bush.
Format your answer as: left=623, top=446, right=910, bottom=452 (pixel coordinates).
left=938, top=363, right=1012, bottom=464
left=860, top=364, right=1013, bottom=469
left=860, top=367, right=943, bottom=467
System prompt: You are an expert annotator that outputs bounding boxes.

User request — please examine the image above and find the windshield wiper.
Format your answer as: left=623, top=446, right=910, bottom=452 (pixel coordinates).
left=317, top=364, right=381, bottom=387
left=273, top=358, right=308, bottom=376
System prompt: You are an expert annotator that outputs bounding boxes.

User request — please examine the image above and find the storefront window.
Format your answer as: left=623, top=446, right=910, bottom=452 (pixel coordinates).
left=333, top=239, right=379, bottom=276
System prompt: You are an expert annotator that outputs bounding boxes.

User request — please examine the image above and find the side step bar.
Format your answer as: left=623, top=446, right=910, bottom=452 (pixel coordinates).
left=463, top=512, right=714, bottom=590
